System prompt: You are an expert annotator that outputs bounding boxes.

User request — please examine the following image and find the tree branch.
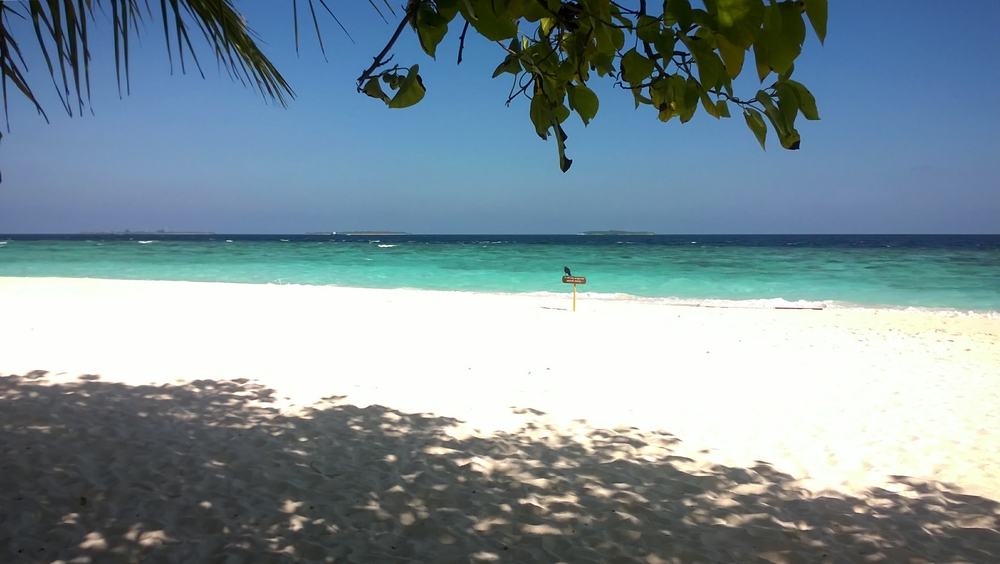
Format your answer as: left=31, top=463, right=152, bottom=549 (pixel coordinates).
left=356, top=5, right=415, bottom=91
left=456, top=20, right=469, bottom=65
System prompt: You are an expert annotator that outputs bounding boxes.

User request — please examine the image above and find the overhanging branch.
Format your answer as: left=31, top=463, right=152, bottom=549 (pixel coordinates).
left=356, top=4, right=415, bottom=91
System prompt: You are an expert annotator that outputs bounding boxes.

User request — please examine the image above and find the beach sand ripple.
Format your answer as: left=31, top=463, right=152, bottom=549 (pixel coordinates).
left=3, top=372, right=1000, bottom=563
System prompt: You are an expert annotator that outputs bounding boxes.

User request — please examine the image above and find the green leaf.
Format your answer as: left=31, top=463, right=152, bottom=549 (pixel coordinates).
left=529, top=92, right=551, bottom=139
left=621, top=48, right=654, bottom=85
left=681, top=76, right=700, bottom=122
left=717, top=99, right=731, bottom=117
left=492, top=55, right=522, bottom=78
left=700, top=91, right=720, bottom=118
left=682, top=35, right=724, bottom=90
left=508, top=37, right=522, bottom=55
left=778, top=62, right=795, bottom=81
left=666, top=0, right=694, bottom=29
left=785, top=79, right=819, bottom=120
left=744, top=108, right=767, bottom=149
left=506, top=0, right=525, bottom=20
left=671, top=73, right=689, bottom=116
left=636, top=15, right=661, bottom=43
left=591, top=52, right=616, bottom=77
left=752, top=5, right=777, bottom=82
left=755, top=89, right=784, bottom=132
left=436, top=0, right=461, bottom=21
left=802, top=0, right=827, bottom=44
left=715, top=33, right=746, bottom=79
left=554, top=121, right=572, bottom=172
left=610, top=26, right=626, bottom=50
left=416, top=4, right=449, bottom=58
left=555, top=60, right=575, bottom=83
left=690, top=7, right=715, bottom=29
left=540, top=17, right=556, bottom=36
left=362, top=78, right=389, bottom=103
left=769, top=1, right=806, bottom=76
left=462, top=0, right=518, bottom=41
left=567, top=83, right=599, bottom=125
left=653, top=29, right=676, bottom=60
left=715, top=0, right=765, bottom=49
left=388, top=65, right=426, bottom=108
left=594, top=22, right=617, bottom=56
left=781, top=129, right=801, bottom=149
left=553, top=103, right=570, bottom=124
left=775, top=82, right=799, bottom=129
left=753, top=28, right=771, bottom=81
left=522, top=0, right=550, bottom=22
left=649, top=77, right=670, bottom=109
left=756, top=89, right=800, bottom=149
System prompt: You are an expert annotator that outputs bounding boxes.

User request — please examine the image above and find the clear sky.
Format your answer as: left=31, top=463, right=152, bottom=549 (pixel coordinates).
left=1, top=1, right=997, bottom=234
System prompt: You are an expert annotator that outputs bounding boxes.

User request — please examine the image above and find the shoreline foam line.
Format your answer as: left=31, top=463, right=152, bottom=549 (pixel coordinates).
left=3, top=275, right=1000, bottom=317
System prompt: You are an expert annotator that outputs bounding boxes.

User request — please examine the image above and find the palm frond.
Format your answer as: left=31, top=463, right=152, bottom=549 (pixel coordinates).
left=1, top=2, right=48, bottom=124
left=292, top=0, right=354, bottom=61
left=0, top=0, right=294, bottom=130
left=168, top=0, right=293, bottom=105
left=366, top=0, right=393, bottom=23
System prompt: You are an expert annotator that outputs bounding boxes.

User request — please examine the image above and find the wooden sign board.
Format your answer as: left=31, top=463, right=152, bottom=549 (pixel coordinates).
left=562, top=276, right=587, bottom=284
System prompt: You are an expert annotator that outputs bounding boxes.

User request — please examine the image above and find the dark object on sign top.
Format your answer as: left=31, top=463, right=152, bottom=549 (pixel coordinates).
left=564, top=266, right=572, bottom=276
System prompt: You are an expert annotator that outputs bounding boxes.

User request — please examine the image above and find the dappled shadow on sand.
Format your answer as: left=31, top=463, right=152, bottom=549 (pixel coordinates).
left=2, top=371, right=999, bottom=563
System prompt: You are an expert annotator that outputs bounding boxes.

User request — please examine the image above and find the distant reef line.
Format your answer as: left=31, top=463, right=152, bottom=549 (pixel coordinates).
left=312, top=232, right=411, bottom=236
left=80, top=231, right=215, bottom=235
left=75, top=231, right=657, bottom=236
left=578, top=230, right=655, bottom=235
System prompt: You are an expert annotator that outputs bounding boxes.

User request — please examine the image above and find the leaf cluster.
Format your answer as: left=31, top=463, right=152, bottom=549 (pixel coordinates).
left=0, top=0, right=827, bottom=177
left=359, top=0, right=827, bottom=171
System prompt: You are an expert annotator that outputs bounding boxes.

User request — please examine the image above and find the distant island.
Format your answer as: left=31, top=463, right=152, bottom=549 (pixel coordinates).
left=578, top=230, right=655, bottom=236
left=343, top=231, right=409, bottom=236
left=80, top=230, right=215, bottom=235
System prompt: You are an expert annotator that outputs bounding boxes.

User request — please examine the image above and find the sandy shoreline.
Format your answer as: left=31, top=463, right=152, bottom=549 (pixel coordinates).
left=2, top=277, right=999, bottom=562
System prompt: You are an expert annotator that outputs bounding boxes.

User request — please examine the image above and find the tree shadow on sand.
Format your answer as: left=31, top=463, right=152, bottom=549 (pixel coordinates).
left=2, top=371, right=999, bottom=563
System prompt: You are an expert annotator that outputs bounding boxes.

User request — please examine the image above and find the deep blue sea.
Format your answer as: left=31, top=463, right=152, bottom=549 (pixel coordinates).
left=1, top=234, right=998, bottom=312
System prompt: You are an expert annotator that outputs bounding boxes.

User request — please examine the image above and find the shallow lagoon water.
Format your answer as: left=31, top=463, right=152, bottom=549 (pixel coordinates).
left=1, top=234, right=998, bottom=312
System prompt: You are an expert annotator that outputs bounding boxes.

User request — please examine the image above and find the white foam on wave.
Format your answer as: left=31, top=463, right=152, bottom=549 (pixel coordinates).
left=505, top=290, right=1000, bottom=318
left=378, top=244, right=396, bottom=248
left=137, top=241, right=155, bottom=244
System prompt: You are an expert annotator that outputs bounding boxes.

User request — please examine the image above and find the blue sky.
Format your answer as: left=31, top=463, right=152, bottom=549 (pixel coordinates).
left=0, top=0, right=997, bottom=234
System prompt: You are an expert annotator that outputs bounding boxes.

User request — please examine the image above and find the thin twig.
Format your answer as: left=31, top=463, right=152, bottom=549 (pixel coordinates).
left=612, top=1, right=640, bottom=15
left=456, top=20, right=469, bottom=64
left=356, top=5, right=415, bottom=90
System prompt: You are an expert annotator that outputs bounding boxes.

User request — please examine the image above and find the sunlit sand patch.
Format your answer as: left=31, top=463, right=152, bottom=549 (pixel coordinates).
left=1, top=278, right=999, bottom=561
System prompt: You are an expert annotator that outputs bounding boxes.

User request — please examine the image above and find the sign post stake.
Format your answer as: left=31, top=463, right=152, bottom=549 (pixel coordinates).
left=562, top=275, right=586, bottom=311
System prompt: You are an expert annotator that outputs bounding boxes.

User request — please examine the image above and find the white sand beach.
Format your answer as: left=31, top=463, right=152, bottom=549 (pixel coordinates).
left=2, top=276, right=999, bottom=563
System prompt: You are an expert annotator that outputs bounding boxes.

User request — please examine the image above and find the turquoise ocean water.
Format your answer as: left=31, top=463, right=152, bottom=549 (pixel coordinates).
left=1, top=234, right=998, bottom=312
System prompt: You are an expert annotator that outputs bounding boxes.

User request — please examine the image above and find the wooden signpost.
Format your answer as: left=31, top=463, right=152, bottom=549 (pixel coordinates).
left=562, top=275, right=587, bottom=311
